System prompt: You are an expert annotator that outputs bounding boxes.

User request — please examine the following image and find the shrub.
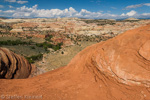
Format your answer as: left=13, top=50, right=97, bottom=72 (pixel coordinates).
left=36, top=42, right=63, bottom=51
left=25, top=54, right=43, bottom=64
left=45, top=34, right=53, bottom=42
left=0, top=39, right=32, bottom=46
left=31, top=46, right=35, bottom=49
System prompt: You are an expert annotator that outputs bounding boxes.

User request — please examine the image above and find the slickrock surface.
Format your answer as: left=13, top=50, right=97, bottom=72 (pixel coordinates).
left=0, top=48, right=32, bottom=79
left=1, top=25, right=150, bottom=100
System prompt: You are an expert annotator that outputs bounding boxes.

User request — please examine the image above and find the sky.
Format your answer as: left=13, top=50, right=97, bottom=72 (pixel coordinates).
left=0, top=0, right=150, bottom=19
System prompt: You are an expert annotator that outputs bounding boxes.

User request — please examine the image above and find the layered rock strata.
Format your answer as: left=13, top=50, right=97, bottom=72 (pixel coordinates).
left=0, top=48, right=32, bottom=79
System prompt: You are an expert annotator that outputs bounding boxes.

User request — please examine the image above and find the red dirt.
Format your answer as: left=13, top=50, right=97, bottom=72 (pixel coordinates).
left=1, top=25, right=150, bottom=100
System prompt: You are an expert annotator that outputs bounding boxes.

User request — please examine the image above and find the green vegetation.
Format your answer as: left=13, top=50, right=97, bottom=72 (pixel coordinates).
left=0, top=32, right=11, bottom=35
left=81, top=19, right=116, bottom=25
left=3, top=45, right=45, bottom=58
left=0, top=38, right=63, bottom=64
left=30, top=46, right=35, bottom=49
left=0, top=39, right=33, bottom=46
left=25, top=53, right=43, bottom=63
left=45, top=34, right=53, bottom=42
left=36, top=42, right=63, bottom=51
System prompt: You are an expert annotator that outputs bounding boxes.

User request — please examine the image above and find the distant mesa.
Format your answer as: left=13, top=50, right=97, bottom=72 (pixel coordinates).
left=107, top=19, right=116, bottom=21
left=125, top=17, right=139, bottom=21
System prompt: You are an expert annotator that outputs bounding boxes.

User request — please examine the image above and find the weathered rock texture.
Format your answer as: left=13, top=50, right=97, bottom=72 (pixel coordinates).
left=1, top=25, right=150, bottom=100
left=0, top=48, right=32, bottom=79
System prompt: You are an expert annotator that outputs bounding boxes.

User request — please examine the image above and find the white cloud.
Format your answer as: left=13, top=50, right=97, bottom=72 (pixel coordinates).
left=3, top=10, right=15, bottom=13
left=125, top=4, right=142, bottom=9
left=0, top=5, right=4, bottom=8
left=140, top=13, right=150, bottom=18
left=1, top=5, right=150, bottom=19
left=8, top=5, right=14, bottom=8
left=144, top=3, right=150, bottom=6
left=17, top=0, right=28, bottom=4
left=5, top=0, right=28, bottom=4
left=142, top=13, right=150, bottom=16
left=126, top=10, right=137, bottom=16
left=125, top=3, right=150, bottom=9
left=5, top=0, right=16, bottom=3
left=121, top=10, right=137, bottom=17
left=9, top=5, right=118, bottom=19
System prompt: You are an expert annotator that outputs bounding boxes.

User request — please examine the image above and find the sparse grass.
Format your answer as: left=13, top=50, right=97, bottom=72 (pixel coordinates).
left=0, top=36, right=45, bottom=43
left=36, top=41, right=97, bottom=71
left=2, top=45, right=45, bottom=57
left=0, top=37, right=46, bottom=63
left=25, top=53, right=43, bottom=63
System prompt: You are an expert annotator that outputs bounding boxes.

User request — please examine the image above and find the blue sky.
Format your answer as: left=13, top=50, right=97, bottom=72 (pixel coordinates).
left=0, top=0, right=150, bottom=19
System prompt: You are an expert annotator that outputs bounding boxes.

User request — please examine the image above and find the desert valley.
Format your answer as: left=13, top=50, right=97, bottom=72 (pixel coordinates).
left=0, top=18, right=150, bottom=73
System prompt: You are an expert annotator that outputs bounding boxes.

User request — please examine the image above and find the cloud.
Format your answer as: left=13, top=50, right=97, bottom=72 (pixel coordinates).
left=121, top=10, right=137, bottom=17
left=125, top=4, right=142, bottom=9
left=111, top=7, right=117, bottom=9
left=8, top=5, right=14, bottom=8
left=17, top=0, right=28, bottom=4
left=5, top=0, right=28, bottom=4
left=90, top=0, right=101, bottom=5
left=140, top=13, right=150, bottom=18
left=3, top=10, right=15, bottom=13
left=125, top=3, right=150, bottom=9
left=10, top=5, right=118, bottom=19
left=144, top=3, right=150, bottom=6
left=126, top=10, right=137, bottom=16
left=0, top=5, right=150, bottom=19
left=5, top=0, right=16, bottom=3
left=0, top=5, right=4, bottom=8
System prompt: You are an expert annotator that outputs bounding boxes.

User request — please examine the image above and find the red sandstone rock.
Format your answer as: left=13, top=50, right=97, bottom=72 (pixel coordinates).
left=0, top=48, right=32, bottom=79
left=1, top=25, right=150, bottom=100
